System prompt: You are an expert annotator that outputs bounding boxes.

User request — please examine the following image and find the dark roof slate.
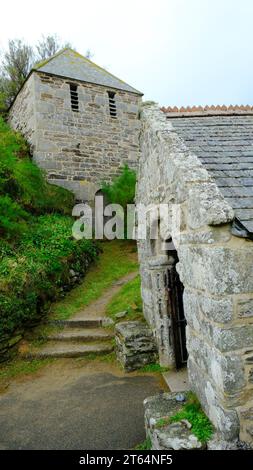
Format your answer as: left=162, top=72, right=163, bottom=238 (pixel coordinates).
left=166, top=114, right=253, bottom=234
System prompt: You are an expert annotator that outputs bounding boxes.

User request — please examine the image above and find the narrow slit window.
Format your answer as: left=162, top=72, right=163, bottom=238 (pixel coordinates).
left=108, top=91, right=117, bottom=118
left=70, top=83, right=79, bottom=112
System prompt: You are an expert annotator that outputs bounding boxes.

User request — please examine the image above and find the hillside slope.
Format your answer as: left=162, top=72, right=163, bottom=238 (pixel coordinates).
left=0, top=118, right=98, bottom=360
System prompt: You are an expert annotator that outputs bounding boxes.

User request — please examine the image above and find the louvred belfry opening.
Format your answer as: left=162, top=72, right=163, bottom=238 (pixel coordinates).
left=70, top=83, right=79, bottom=112
left=108, top=91, right=117, bottom=118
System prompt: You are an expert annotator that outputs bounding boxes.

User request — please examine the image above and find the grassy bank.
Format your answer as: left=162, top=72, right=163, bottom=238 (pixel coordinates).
left=0, top=117, right=98, bottom=359
left=50, top=240, right=139, bottom=320
left=105, top=274, right=143, bottom=323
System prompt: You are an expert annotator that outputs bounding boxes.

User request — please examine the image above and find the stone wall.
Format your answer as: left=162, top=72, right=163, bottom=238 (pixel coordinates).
left=9, top=72, right=141, bottom=201
left=8, top=74, right=36, bottom=147
left=137, top=104, right=253, bottom=444
left=115, top=321, right=158, bottom=371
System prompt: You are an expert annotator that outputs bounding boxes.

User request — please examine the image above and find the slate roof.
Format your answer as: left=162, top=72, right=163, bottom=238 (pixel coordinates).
left=163, top=107, right=253, bottom=236
left=34, top=48, right=142, bottom=95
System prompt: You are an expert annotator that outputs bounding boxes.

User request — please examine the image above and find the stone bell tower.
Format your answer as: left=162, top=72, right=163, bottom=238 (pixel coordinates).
left=9, top=48, right=143, bottom=202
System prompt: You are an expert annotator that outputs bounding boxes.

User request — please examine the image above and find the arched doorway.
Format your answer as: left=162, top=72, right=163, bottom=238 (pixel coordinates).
left=148, top=222, right=187, bottom=370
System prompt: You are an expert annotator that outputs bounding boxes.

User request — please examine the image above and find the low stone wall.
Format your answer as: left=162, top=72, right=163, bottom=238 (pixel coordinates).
left=144, top=392, right=205, bottom=450
left=143, top=392, right=250, bottom=450
left=137, top=104, right=253, bottom=444
left=115, top=321, right=157, bottom=371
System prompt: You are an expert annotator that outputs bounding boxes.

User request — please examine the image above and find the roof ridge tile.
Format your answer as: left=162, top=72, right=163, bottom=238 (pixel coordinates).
left=162, top=104, right=253, bottom=116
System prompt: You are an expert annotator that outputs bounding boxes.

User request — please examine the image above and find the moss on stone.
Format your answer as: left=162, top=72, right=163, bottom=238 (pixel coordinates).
left=156, top=392, right=213, bottom=444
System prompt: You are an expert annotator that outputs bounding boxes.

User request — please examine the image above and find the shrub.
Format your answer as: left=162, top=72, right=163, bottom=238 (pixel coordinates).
left=101, top=165, right=136, bottom=208
left=0, top=214, right=98, bottom=336
left=106, top=275, right=143, bottom=322
left=0, top=195, right=29, bottom=238
left=101, top=165, right=136, bottom=238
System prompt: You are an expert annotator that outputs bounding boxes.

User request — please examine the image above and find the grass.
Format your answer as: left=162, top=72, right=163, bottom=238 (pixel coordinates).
left=0, top=352, right=117, bottom=389
left=0, top=117, right=98, bottom=350
left=0, top=240, right=137, bottom=379
left=50, top=240, right=138, bottom=320
left=138, top=363, right=169, bottom=373
left=134, top=437, right=152, bottom=450
left=106, top=274, right=143, bottom=322
left=156, top=417, right=171, bottom=427
left=0, top=358, right=54, bottom=384
left=156, top=392, right=213, bottom=444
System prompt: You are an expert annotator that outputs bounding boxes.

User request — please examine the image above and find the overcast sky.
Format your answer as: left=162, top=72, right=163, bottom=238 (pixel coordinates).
left=1, top=0, right=252, bottom=106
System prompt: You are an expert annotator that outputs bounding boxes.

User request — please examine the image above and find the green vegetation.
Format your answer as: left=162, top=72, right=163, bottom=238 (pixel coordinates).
left=134, top=437, right=152, bottom=450
left=138, top=363, right=169, bottom=374
left=0, top=36, right=73, bottom=111
left=0, top=215, right=98, bottom=337
left=0, top=117, right=74, bottom=240
left=156, top=417, right=171, bottom=427
left=0, top=352, right=116, bottom=388
left=101, top=165, right=136, bottom=208
left=101, top=165, right=136, bottom=238
left=50, top=240, right=138, bottom=320
left=156, top=392, right=213, bottom=443
left=29, top=323, right=61, bottom=347
left=106, top=275, right=142, bottom=323
left=0, top=358, right=54, bottom=383
left=0, top=118, right=98, bottom=349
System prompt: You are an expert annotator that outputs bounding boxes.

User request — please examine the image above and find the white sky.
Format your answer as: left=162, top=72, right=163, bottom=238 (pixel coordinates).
left=1, top=0, right=253, bottom=106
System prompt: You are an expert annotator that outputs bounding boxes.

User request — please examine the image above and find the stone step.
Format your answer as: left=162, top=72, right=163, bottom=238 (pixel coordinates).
left=48, top=317, right=105, bottom=328
left=47, top=328, right=113, bottom=343
left=25, top=342, right=114, bottom=359
left=162, top=368, right=189, bottom=392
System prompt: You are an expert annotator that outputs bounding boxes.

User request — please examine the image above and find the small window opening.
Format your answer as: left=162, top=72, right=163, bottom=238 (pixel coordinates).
left=70, top=83, right=79, bottom=112
left=108, top=91, right=117, bottom=118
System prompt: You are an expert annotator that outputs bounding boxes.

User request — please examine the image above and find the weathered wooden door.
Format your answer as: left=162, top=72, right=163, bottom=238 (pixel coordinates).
left=167, top=264, right=188, bottom=369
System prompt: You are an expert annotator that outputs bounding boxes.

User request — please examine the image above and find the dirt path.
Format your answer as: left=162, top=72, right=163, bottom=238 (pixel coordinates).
left=18, top=269, right=139, bottom=359
left=71, top=271, right=138, bottom=320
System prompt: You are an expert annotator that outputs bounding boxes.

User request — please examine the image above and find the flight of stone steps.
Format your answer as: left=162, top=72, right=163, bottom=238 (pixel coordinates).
left=22, top=272, right=139, bottom=360
left=25, top=316, right=114, bottom=359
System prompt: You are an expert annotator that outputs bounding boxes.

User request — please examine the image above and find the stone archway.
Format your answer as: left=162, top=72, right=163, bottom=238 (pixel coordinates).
left=140, top=215, right=187, bottom=369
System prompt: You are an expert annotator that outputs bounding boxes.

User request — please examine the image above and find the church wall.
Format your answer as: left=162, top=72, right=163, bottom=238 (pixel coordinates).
left=8, top=74, right=37, bottom=150
left=137, top=104, right=253, bottom=444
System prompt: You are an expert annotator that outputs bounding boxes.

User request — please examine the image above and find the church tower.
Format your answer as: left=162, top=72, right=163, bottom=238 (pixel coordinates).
left=9, top=48, right=143, bottom=202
